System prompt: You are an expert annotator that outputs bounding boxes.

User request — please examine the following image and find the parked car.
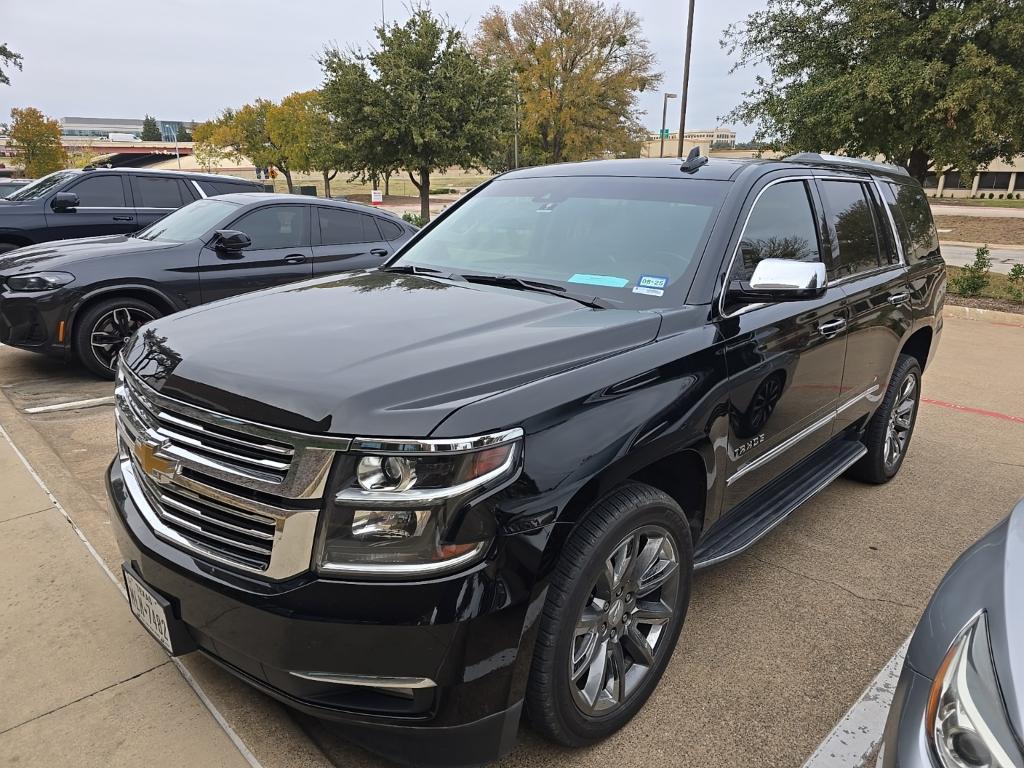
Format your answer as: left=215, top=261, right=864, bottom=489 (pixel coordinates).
left=0, top=166, right=264, bottom=253
left=107, top=153, right=944, bottom=766
left=0, top=178, right=31, bottom=198
left=879, top=497, right=1024, bottom=768
left=0, top=194, right=416, bottom=377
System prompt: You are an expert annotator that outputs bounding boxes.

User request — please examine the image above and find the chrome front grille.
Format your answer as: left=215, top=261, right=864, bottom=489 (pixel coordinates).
left=114, top=366, right=351, bottom=579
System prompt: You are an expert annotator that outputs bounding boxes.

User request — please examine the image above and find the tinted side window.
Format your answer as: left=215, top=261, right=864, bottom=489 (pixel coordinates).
left=733, top=181, right=822, bottom=282
left=199, top=180, right=256, bottom=197
left=317, top=208, right=379, bottom=245
left=819, top=180, right=882, bottom=278
left=135, top=177, right=185, bottom=208
left=377, top=218, right=405, bottom=241
left=232, top=206, right=308, bottom=249
left=883, top=182, right=938, bottom=264
left=69, top=175, right=126, bottom=207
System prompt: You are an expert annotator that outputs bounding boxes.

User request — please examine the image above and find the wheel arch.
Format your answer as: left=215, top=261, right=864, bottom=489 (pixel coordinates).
left=68, top=284, right=179, bottom=344
left=0, top=232, right=35, bottom=250
left=900, top=325, right=933, bottom=371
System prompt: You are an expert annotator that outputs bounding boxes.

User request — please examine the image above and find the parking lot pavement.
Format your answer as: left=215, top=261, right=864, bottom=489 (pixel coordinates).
left=931, top=203, right=1024, bottom=218
left=0, top=312, right=1021, bottom=768
left=940, top=242, right=1024, bottom=274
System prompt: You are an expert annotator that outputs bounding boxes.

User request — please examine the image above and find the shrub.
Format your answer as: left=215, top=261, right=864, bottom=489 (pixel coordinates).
left=949, top=246, right=992, bottom=297
left=1008, top=264, right=1024, bottom=305
left=402, top=211, right=427, bottom=227
left=428, top=187, right=458, bottom=195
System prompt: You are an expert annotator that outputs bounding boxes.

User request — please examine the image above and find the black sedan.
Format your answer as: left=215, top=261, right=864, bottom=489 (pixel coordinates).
left=880, top=497, right=1024, bottom=767
left=0, top=194, right=417, bottom=378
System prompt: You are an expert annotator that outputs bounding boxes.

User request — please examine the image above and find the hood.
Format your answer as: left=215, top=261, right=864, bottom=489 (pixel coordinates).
left=0, top=235, right=176, bottom=275
left=907, top=498, right=1024, bottom=741
left=122, top=270, right=662, bottom=436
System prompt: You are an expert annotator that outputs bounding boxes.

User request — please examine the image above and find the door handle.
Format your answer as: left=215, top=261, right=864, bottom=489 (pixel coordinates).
left=113, top=215, right=134, bottom=221
left=817, top=318, right=847, bottom=337
left=283, top=254, right=307, bottom=265
left=888, top=292, right=911, bottom=305
left=370, top=248, right=389, bottom=257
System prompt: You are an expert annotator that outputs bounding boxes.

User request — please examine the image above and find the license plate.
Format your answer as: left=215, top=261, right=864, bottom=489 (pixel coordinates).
left=123, top=565, right=175, bottom=653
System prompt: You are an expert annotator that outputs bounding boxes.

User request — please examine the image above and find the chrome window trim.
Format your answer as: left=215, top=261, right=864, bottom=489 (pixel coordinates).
left=192, top=179, right=208, bottom=198
left=726, top=384, right=879, bottom=486
left=870, top=177, right=907, bottom=267
left=350, top=427, right=524, bottom=456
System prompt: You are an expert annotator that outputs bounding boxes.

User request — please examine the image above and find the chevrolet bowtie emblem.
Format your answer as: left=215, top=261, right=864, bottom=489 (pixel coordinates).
left=133, top=440, right=178, bottom=483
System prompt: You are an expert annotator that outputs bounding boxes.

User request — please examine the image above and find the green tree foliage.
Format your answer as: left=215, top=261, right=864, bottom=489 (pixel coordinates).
left=722, top=0, right=1024, bottom=182
left=9, top=107, right=68, bottom=177
left=193, top=101, right=297, bottom=191
left=140, top=114, right=161, bottom=141
left=322, top=7, right=513, bottom=221
left=0, top=43, right=22, bottom=86
left=476, top=0, right=660, bottom=165
left=176, top=123, right=192, bottom=142
left=267, top=91, right=346, bottom=197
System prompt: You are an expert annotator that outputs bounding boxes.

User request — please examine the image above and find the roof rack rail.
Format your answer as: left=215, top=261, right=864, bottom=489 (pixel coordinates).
left=680, top=146, right=709, bottom=174
left=784, top=152, right=909, bottom=177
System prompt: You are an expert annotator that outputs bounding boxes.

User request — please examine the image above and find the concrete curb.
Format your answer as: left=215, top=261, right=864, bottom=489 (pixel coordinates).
left=944, top=304, right=1024, bottom=326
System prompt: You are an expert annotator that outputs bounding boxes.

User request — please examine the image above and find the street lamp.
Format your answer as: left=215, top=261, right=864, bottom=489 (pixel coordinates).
left=677, top=0, right=697, bottom=158
left=659, top=93, right=678, bottom=158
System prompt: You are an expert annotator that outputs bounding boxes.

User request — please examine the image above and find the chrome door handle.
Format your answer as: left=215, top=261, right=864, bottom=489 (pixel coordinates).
left=370, top=248, right=389, bottom=257
left=818, top=318, right=847, bottom=337
left=888, top=292, right=911, bottom=305
left=283, top=254, right=307, bottom=264
left=113, top=215, right=134, bottom=221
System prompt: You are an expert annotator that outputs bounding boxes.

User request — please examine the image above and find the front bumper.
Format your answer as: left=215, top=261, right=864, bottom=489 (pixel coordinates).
left=106, top=457, right=537, bottom=766
left=0, top=288, right=68, bottom=356
left=878, top=660, right=936, bottom=767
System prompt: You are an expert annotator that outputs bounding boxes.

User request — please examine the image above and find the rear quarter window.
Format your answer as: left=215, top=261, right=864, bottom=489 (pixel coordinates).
left=881, top=181, right=939, bottom=264
left=198, top=180, right=261, bottom=197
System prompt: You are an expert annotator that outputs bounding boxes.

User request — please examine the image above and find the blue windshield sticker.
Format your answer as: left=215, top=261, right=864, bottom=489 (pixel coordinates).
left=568, top=274, right=629, bottom=288
left=638, top=275, right=668, bottom=289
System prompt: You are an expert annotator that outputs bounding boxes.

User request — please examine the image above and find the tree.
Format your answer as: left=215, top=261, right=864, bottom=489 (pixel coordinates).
left=476, top=0, right=660, bottom=166
left=322, top=8, right=513, bottom=221
left=9, top=107, right=68, bottom=177
left=0, top=43, right=22, bottom=86
left=140, top=114, right=161, bottom=141
left=176, top=123, right=192, bottom=142
left=722, top=0, right=1024, bottom=182
left=192, top=110, right=237, bottom=170
left=267, top=91, right=346, bottom=196
left=193, top=101, right=297, bottom=190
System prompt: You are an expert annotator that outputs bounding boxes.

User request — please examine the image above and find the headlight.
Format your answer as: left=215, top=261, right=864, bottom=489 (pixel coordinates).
left=928, top=611, right=1023, bottom=768
left=5, top=271, right=75, bottom=291
left=315, top=428, right=523, bottom=578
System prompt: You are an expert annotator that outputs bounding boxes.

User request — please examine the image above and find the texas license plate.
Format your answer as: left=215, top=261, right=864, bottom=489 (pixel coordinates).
left=123, top=565, right=176, bottom=653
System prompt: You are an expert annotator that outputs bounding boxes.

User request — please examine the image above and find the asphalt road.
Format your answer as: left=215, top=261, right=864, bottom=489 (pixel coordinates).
left=0, top=311, right=1021, bottom=768
left=939, top=243, right=1024, bottom=274
left=930, top=203, right=1024, bottom=218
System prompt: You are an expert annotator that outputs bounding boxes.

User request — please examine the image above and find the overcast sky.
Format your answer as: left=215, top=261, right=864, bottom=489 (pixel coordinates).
left=2, top=0, right=763, bottom=139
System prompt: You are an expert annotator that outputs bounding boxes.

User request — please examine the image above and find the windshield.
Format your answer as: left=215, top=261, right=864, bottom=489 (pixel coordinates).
left=393, top=175, right=728, bottom=307
left=135, top=198, right=240, bottom=242
left=5, top=170, right=78, bottom=201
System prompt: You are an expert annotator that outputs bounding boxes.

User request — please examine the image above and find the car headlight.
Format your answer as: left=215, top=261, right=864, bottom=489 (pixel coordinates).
left=315, top=428, right=523, bottom=578
left=5, top=271, right=75, bottom=291
left=928, top=611, right=1023, bottom=768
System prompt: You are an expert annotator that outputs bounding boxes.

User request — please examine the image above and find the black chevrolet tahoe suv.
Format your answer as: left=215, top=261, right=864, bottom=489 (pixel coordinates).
left=0, top=166, right=263, bottom=253
left=107, top=153, right=945, bottom=766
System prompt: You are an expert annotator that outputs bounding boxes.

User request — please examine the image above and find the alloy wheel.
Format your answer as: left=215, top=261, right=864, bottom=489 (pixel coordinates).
left=90, top=307, right=154, bottom=371
left=569, top=525, right=680, bottom=716
left=884, top=372, right=917, bottom=469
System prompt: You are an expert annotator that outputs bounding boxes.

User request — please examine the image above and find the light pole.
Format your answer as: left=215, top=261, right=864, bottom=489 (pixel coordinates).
left=659, top=93, right=677, bottom=158
left=676, top=0, right=696, bottom=158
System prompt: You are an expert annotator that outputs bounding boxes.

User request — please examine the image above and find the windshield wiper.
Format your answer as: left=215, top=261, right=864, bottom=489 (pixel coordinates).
left=458, top=273, right=612, bottom=309
left=380, top=264, right=447, bottom=276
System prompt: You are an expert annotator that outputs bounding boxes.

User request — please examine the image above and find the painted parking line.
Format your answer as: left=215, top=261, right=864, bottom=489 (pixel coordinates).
left=23, top=395, right=115, bottom=414
left=922, top=398, right=1024, bottom=426
left=803, top=637, right=911, bottom=768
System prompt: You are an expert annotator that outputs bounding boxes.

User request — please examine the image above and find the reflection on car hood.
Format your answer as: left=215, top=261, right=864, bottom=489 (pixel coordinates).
left=122, top=270, right=662, bottom=436
left=0, top=235, right=176, bottom=275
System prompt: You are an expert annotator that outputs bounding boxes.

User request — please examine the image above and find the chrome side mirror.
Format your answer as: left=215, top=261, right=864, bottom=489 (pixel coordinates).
left=730, top=258, right=827, bottom=303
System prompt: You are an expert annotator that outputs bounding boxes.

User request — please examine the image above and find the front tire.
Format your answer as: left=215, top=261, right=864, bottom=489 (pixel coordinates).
left=73, top=297, right=160, bottom=379
left=526, top=482, right=693, bottom=747
left=848, top=353, right=922, bottom=484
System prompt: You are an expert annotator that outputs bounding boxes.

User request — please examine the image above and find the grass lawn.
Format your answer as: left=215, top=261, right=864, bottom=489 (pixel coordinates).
left=946, top=265, right=1024, bottom=315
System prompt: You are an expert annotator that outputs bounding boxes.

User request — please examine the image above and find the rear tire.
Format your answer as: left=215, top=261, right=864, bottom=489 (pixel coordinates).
left=526, top=482, right=693, bottom=747
left=73, top=297, right=161, bottom=379
left=848, top=353, right=922, bottom=484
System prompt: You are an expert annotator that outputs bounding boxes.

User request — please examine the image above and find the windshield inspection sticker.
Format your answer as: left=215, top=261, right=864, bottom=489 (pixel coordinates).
left=632, top=286, right=665, bottom=297
left=637, top=275, right=668, bottom=289
left=568, top=274, right=630, bottom=288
